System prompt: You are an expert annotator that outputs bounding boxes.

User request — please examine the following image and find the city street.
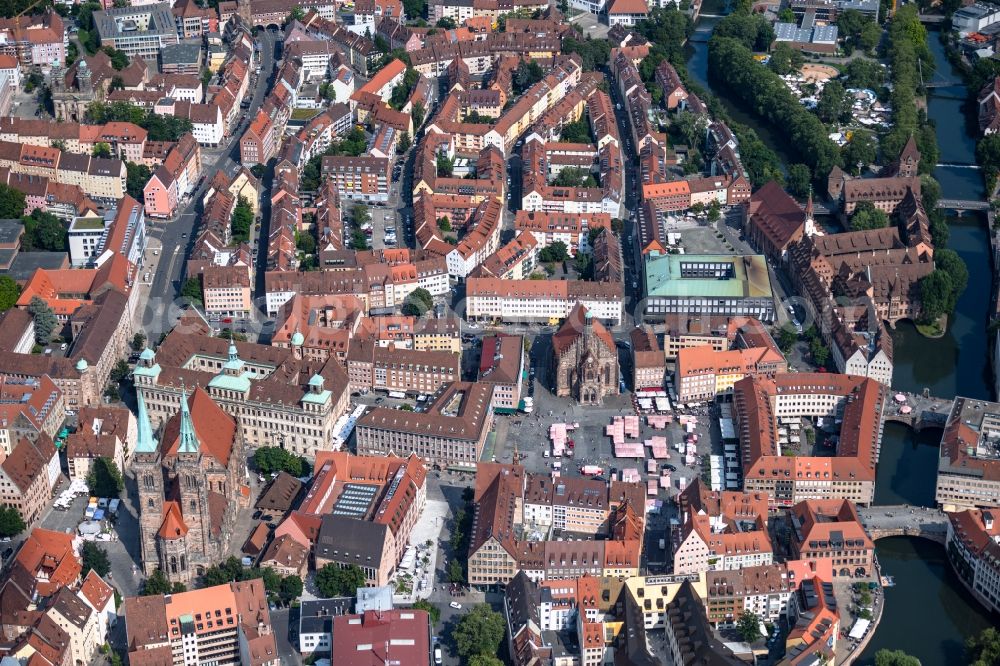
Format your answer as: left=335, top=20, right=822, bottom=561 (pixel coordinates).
left=142, top=30, right=279, bottom=341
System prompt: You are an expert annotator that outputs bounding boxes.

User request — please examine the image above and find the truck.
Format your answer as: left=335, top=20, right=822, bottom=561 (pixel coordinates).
left=581, top=465, right=603, bottom=476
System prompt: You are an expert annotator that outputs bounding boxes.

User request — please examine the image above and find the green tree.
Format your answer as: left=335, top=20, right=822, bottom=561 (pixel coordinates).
left=81, top=542, right=111, bottom=577
left=436, top=153, right=454, bottom=177
left=512, top=60, right=544, bottom=95
left=539, top=241, right=569, bottom=263
left=92, top=142, right=112, bottom=158
left=0, top=182, right=25, bottom=218
left=786, top=164, right=811, bottom=198
left=110, top=359, right=130, bottom=383
left=934, top=248, right=968, bottom=313
left=101, top=46, right=129, bottom=70
left=280, top=575, right=303, bottom=602
left=561, top=37, right=613, bottom=72
left=288, top=5, right=305, bottom=22
left=777, top=326, right=798, bottom=352
left=967, top=627, right=1000, bottom=666
left=560, top=119, right=592, bottom=144
left=978, top=133, right=1000, bottom=184
left=398, top=132, right=411, bottom=152
left=635, top=7, right=694, bottom=61
left=707, top=199, right=721, bottom=222
left=778, top=7, right=794, bottom=21
left=553, top=167, right=597, bottom=188
left=87, top=457, right=125, bottom=498
left=874, top=649, right=921, bottom=666
left=132, top=332, right=147, bottom=350
left=412, top=102, right=426, bottom=129
left=22, top=209, right=67, bottom=252
left=401, top=287, right=434, bottom=317
left=180, top=277, right=202, bottom=305
left=453, top=605, right=506, bottom=661
left=447, top=559, right=464, bottom=583
left=142, top=569, right=173, bottom=596
left=315, top=563, right=365, bottom=597
left=351, top=231, right=369, bottom=250
left=0, top=505, right=25, bottom=538
left=28, top=296, right=57, bottom=343
left=713, top=12, right=774, bottom=51
left=402, top=0, right=426, bottom=18
left=815, top=80, right=850, bottom=125
left=126, top=162, right=152, bottom=200
left=231, top=196, right=254, bottom=243
left=845, top=58, right=885, bottom=90
left=436, top=216, right=452, bottom=232
left=919, top=269, right=954, bottom=324
left=708, top=36, right=840, bottom=181
left=850, top=201, right=889, bottom=230
left=768, top=42, right=803, bottom=76
left=254, top=446, right=311, bottom=477
left=841, top=130, right=877, bottom=174
left=468, top=657, right=504, bottom=666
left=736, top=611, right=762, bottom=643
left=0, top=275, right=20, bottom=311
left=810, top=335, right=830, bottom=367
left=435, top=16, right=456, bottom=28
left=412, top=599, right=441, bottom=625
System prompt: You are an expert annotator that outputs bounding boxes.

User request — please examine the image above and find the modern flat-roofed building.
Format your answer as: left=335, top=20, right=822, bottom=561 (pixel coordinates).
left=93, top=3, right=179, bottom=58
left=355, top=381, right=494, bottom=469
left=644, top=253, right=775, bottom=323
left=935, top=397, right=1000, bottom=511
left=122, top=580, right=279, bottom=666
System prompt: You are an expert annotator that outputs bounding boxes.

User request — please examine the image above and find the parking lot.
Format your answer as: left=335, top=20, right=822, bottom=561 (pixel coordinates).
left=40, top=479, right=144, bottom=597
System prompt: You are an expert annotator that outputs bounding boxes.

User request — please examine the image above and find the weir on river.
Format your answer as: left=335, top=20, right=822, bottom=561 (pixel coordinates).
left=684, top=17, right=1000, bottom=664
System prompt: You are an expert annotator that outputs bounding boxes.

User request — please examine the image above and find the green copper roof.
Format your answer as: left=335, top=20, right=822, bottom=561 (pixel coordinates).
left=133, top=363, right=161, bottom=379
left=302, top=389, right=331, bottom=405
left=135, top=390, right=158, bottom=454
left=177, top=391, right=199, bottom=454
left=208, top=373, right=252, bottom=392
left=644, top=253, right=773, bottom=299
left=222, top=343, right=245, bottom=372
left=75, top=358, right=88, bottom=372
left=139, top=348, right=155, bottom=361
left=291, top=330, right=304, bottom=346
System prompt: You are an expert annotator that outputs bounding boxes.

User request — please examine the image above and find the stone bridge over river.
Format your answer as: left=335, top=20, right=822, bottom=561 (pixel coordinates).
left=859, top=505, right=948, bottom=544
left=881, top=391, right=951, bottom=432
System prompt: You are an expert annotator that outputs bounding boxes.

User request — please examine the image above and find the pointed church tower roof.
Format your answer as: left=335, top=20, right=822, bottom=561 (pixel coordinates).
left=135, top=390, right=158, bottom=454
left=178, top=389, right=199, bottom=454
left=899, top=134, right=920, bottom=162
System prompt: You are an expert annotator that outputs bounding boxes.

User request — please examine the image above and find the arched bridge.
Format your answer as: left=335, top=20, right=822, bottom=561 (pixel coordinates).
left=882, top=391, right=951, bottom=432
left=860, top=505, right=948, bottom=544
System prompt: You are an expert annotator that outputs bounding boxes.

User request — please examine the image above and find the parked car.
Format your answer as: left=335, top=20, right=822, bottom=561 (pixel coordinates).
left=449, top=602, right=462, bottom=609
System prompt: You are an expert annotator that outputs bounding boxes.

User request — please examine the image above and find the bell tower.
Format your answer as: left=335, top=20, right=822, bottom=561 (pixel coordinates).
left=133, top=391, right=163, bottom=576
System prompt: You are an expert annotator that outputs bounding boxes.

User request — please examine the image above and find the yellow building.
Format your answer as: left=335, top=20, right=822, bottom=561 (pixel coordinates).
left=624, top=573, right=707, bottom=629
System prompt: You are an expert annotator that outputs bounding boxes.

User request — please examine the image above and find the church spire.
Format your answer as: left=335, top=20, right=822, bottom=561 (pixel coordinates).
left=178, top=387, right=199, bottom=454
left=135, top=390, right=158, bottom=454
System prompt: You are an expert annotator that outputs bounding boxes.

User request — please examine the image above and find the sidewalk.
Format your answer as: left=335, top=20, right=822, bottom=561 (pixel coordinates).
left=391, top=497, right=449, bottom=604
